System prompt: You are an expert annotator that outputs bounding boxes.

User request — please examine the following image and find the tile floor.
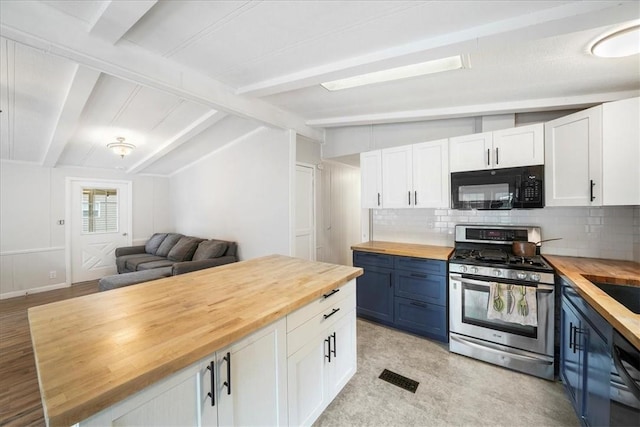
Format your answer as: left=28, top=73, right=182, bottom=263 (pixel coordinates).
left=314, top=319, right=579, bottom=427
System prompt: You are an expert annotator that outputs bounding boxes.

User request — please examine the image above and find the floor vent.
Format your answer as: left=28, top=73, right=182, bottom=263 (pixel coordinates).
left=378, top=369, right=419, bottom=393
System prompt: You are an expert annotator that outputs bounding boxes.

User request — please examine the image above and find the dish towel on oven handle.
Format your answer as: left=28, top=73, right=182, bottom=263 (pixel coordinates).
left=487, top=283, right=538, bottom=327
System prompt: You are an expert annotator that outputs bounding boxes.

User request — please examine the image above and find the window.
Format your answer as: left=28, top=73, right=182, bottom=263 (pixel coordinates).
left=82, top=188, right=118, bottom=233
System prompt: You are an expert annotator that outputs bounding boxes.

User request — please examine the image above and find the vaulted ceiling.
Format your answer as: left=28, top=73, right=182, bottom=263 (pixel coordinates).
left=1, top=1, right=638, bottom=175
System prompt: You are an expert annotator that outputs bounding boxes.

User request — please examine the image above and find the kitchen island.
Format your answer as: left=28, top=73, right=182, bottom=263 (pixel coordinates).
left=28, top=255, right=362, bottom=426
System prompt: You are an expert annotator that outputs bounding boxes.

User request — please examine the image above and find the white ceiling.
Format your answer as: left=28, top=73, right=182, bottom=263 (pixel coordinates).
left=0, top=0, right=638, bottom=175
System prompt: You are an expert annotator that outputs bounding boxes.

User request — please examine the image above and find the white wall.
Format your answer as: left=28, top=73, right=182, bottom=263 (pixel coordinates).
left=372, top=206, right=640, bottom=262
left=170, top=127, right=293, bottom=261
left=0, top=161, right=172, bottom=298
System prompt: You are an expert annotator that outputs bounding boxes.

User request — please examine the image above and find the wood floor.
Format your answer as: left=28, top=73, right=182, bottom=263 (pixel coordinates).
left=0, top=282, right=99, bottom=427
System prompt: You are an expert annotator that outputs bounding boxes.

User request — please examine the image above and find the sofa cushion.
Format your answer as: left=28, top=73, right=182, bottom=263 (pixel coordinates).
left=145, top=233, right=168, bottom=255
left=126, top=255, right=166, bottom=271
left=137, top=259, right=175, bottom=270
left=167, top=237, right=203, bottom=262
left=193, top=240, right=228, bottom=261
left=99, top=267, right=172, bottom=291
left=155, top=233, right=183, bottom=257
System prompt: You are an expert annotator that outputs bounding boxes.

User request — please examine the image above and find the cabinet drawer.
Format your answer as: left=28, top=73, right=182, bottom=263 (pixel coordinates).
left=287, top=291, right=356, bottom=357
left=393, top=297, right=447, bottom=342
left=353, top=251, right=393, bottom=268
left=394, top=256, right=446, bottom=275
left=394, top=271, right=446, bottom=306
left=288, top=280, right=355, bottom=333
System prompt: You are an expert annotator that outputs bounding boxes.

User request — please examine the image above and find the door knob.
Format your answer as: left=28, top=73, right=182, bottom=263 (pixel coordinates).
left=122, top=233, right=128, bottom=236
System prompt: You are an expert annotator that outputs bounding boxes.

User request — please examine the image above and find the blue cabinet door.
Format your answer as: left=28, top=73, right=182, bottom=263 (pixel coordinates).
left=393, top=297, right=447, bottom=342
left=583, top=323, right=611, bottom=427
left=394, top=256, right=446, bottom=275
left=560, top=297, right=583, bottom=415
left=355, top=265, right=394, bottom=324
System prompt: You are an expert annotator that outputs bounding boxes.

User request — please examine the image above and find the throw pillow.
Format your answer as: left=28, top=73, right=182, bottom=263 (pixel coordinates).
left=167, top=237, right=202, bottom=262
left=145, top=233, right=168, bottom=255
left=155, top=233, right=183, bottom=257
left=193, top=240, right=227, bottom=261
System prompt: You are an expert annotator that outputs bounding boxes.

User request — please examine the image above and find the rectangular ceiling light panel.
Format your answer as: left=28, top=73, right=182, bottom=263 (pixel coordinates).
left=321, top=55, right=465, bottom=91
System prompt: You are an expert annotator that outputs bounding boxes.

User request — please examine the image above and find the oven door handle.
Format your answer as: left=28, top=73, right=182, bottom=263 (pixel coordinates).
left=451, top=275, right=554, bottom=293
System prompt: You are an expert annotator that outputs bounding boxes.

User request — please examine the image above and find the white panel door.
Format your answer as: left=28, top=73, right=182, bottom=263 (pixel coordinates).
left=381, top=146, right=412, bottom=208
left=217, top=318, right=287, bottom=427
left=295, top=164, right=315, bottom=261
left=602, top=97, right=640, bottom=205
left=360, top=150, right=382, bottom=208
left=70, top=179, right=131, bottom=283
left=545, top=107, right=602, bottom=206
left=412, top=139, right=450, bottom=208
left=492, top=123, right=544, bottom=168
left=449, top=131, right=493, bottom=172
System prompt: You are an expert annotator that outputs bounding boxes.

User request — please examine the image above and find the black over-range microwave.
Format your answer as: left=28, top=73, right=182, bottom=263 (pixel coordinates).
left=450, top=165, right=544, bottom=210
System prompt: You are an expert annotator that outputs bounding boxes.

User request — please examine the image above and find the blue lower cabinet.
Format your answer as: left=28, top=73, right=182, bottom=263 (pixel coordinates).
left=353, top=250, right=448, bottom=343
left=355, top=265, right=394, bottom=325
left=394, top=297, right=447, bottom=342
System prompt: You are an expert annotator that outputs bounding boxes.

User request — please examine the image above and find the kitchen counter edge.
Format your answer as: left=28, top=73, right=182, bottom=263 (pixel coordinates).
left=351, top=241, right=454, bottom=261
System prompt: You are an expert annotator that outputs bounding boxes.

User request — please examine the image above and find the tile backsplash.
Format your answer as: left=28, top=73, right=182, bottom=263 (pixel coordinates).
left=373, top=206, right=640, bottom=262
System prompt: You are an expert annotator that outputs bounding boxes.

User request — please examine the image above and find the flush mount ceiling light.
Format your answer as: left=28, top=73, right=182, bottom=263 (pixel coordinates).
left=107, top=137, right=135, bottom=158
left=321, top=55, right=467, bottom=91
left=591, top=25, right=640, bottom=58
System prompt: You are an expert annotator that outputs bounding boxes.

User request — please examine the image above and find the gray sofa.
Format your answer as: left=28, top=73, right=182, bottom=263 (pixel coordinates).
left=99, top=233, right=237, bottom=291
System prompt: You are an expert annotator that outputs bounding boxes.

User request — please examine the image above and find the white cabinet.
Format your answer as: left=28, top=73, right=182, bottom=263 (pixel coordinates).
left=545, top=97, right=639, bottom=206
left=379, top=139, right=449, bottom=209
left=449, top=123, right=543, bottom=172
left=360, top=150, right=382, bottom=208
left=287, top=281, right=357, bottom=427
left=381, top=146, right=413, bottom=208
left=449, top=131, right=493, bottom=172
left=201, top=318, right=288, bottom=427
left=79, top=319, right=287, bottom=427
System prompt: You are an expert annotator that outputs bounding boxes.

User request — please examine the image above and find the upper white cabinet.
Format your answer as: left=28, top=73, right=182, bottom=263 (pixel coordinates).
left=449, top=123, right=544, bottom=172
left=449, top=131, right=493, bottom=172
left=379, top=139, right=450, bottom=209
left=360, top=150, right=382, bottom=209
left=545, top=97, right=639, bottom=206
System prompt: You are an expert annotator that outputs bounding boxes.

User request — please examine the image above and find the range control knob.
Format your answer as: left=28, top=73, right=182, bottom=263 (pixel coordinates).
left=459, top=265, right=467, bottom=273
left=493, top=269, right=502, bottom=277
left=470, top=267, right=479, bottom=274
left=530, top=273, right=541, bottom=282
left=516, top=272, right=528, bottom=280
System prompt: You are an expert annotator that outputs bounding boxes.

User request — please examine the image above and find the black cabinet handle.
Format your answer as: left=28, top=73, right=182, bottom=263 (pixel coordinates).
left=377, top=192, right=381, bottom=206
left=325, top=336, right=331, bottom=362
left=323, top=288, right=340, bottom=299
left=223, top=352, right=231, bottom=395
left=206, top=361, right=215, bottom=406
left=487, top=148, right=490, bottom=166
left=410, top=301, right=427, bottom=308
left=410, top=273, right=427, bottom=279
left=331, top=332, right=337, bottom=358
left=323, top=308, right=340, bottom=320
left=496, top=147, right=499, bottom=165
left=590, top=180, right=596, bottom=202
left=569, top=322, right=574, bottom=351
left=408, top=191, right=411, bottom=205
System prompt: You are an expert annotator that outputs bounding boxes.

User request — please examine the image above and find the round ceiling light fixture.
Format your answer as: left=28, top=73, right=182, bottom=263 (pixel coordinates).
left=107, top=137, right=136, bottom=158
left=591, top=24, right=640, bottom=58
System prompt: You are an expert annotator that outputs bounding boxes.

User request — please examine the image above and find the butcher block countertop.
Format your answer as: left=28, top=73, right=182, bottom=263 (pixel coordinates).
left=28, top=255, right=362, bottom=426
left=544, top=255, right=640, bottom=349
left=351, top=241, right=454, bottom=261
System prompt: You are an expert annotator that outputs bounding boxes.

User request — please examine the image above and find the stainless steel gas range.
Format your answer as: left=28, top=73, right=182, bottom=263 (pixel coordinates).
left=449, top=224, right=556, bottom=380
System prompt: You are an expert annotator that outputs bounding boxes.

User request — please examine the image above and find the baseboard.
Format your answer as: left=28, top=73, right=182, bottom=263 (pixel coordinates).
left=0, top=282, right=69, bottom=300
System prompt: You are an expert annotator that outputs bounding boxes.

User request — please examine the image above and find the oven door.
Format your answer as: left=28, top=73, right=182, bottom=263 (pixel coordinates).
left=449, top=273, right=554, bottom=356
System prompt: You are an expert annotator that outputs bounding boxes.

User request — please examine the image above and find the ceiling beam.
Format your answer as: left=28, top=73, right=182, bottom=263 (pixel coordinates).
left=237, top=1, right=640, bottom=98
left=306, top=90, right=640, bottom=128
left=89, top=0, right=157, bottom=45
left=0, top=1, right=324, bottom=141
left=127, top=109, right=226, bottom=174
left=42, top=65, right=101, bottom=167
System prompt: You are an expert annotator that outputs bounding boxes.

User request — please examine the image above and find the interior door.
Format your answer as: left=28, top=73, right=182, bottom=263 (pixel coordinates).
left=69, top=179, right=131, bottom=283
left=295, top=164, right=315, bottom=261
